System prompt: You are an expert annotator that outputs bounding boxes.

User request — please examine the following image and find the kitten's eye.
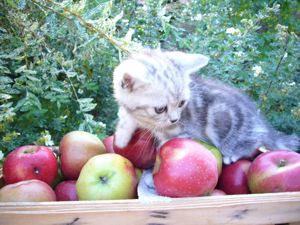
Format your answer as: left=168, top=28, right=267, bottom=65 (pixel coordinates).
left=154, top=106, right=167, bottom=114
left=178, top=100, right=186, bottom=108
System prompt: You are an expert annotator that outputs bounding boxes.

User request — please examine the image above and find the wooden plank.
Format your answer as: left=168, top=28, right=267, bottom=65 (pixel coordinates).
left=0, top=192, right=300, bottom=225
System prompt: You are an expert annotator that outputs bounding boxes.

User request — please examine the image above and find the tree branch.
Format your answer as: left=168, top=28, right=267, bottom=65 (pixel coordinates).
left=31, top=0, right=131, bottom=54
left=264, top=35, right=289, bottom=98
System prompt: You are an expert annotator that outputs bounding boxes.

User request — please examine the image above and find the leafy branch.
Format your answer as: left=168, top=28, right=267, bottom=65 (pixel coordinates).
left=263, top=35, right=290, bottom=99
left=31, top=0, right=131, bottom=54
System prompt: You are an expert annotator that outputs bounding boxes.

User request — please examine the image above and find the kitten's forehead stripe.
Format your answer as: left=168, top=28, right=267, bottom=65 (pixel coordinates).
left=134, top=57, right=157, bottom=78
left=133, top=51, right=186, bottom=102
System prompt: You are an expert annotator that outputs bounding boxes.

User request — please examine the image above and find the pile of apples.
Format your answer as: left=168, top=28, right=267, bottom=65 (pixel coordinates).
left=1, top=129, right=300, bottom=202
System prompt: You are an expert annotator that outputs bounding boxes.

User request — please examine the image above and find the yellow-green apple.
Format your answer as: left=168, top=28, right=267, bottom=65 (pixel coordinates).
left=76, top=153, right=138, bottom=200
left=59, top=130, right=106, bottom=180
left=196, top=140, right=223, bottom=176
left=102, top=135, right=115, bottom=153
left=247, top=150, right=300, bottom=193
left=113, top=129, right=157, bottom=169
left=0, top=179, right=56, bottom=202
left=135, top=168, right=143, bottom=181
left=55, top=180, right=78, bottom=201
left=217, top=159, right=251, bottom=194
left=153, top=138, right=218, bottom=197
left=3, top=145, right=58, bottom=185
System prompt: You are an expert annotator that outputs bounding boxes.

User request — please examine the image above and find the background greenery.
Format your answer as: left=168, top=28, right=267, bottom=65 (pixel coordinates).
left=0, top=0, right=299, bottom=158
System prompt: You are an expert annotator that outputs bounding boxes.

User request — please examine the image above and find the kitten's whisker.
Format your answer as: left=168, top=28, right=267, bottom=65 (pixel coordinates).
left=176, top=121, right=185, bottom=127
left=133, top=128, right=156, bottom=161
left=146, top=123, right=163, bottom=150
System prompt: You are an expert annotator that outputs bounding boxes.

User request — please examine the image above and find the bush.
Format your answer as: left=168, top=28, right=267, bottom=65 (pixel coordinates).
left=0, top=0, right=299, bottom=159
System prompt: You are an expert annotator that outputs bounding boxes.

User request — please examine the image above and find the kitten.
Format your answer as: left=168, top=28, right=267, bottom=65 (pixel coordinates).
left=113, top=49, right=300, bottom=164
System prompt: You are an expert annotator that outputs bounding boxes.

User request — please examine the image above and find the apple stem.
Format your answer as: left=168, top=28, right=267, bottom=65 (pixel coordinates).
left=34, top=167, right=40, bottom=174
left=24, top=148, right=35, bottom=154
left=99, top=176, right=108, bottom=184
left=278, top=159, right=287, bottom=167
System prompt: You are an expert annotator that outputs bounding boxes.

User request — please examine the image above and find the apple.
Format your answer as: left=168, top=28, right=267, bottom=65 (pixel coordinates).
left=217, top=159, right=251, bottom=195
left=0, top=179, right=56, bottom=202
left=59, top=130, right=106, bottom=180
left=247, top=150, right=300, bottom=193
left=196, top=140, right=223, bottom=176
left=51, top=166, right=65, bottom=188
left=0, top=177, right=5, bottom=189
left=153, top=138, right=218, bottom=197
left=76, top=153, right=138, bottom=200
left=113, top=129, right=157, bottom=169
left=3, top=145, right=58, bottom=185
left=135, top=168, right=143, bottom=181
left=209, top=189, right=227, bottom=196
left=55, top=180, right=78, bottom=201
left=102, top=135, right=115, bottom=153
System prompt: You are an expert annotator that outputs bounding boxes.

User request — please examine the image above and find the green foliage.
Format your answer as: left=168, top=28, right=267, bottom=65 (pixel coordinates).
left=0, top=0, right=299, bottom=158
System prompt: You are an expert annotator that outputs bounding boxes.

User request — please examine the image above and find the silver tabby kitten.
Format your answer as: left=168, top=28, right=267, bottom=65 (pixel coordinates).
left=113, top=49, right=300, bottom=164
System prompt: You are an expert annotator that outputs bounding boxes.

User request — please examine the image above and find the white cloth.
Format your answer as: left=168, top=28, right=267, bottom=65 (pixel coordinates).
left=137, top=169, right=171, bottom=202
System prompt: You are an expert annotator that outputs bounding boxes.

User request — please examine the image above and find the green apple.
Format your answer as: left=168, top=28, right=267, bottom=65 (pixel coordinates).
left=135, top=168, right=143, bottom=181
left=196, top=139, right=223, bottom=176
left=76, top=153, right=138, bottom=200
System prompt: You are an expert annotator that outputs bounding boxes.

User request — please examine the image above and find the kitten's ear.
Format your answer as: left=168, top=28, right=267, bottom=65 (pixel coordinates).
left=113, top=59, right=149, bottom=93
left=165, top=51, right=209, bottom=74
left=121, top=73, right=135, bottom=92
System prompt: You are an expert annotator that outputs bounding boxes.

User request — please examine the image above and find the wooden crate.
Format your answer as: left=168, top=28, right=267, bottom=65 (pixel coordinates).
left=1, top=192, right=300, bottom=225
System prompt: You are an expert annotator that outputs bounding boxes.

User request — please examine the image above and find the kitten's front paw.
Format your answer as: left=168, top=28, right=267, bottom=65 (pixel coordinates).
left=114, top=128, right=134, bottom=149
left=114, top=135, right=130, bottom=149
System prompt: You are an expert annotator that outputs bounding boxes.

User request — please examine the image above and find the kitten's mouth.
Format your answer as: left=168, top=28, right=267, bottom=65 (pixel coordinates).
left=145, top=122, right=174, bottom=130
left=160, top=123, right=178, bottom=129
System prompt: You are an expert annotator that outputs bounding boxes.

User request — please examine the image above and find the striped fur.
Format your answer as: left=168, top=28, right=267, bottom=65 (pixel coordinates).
left=113, top=49, right=300, bottom=164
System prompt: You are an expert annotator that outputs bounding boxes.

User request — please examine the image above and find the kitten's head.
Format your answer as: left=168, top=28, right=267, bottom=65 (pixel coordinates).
left=113, top=49, right=209, bottom=129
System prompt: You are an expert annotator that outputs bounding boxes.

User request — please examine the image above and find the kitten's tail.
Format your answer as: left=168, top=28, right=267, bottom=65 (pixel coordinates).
left=264, top=130, right=300, bottom=151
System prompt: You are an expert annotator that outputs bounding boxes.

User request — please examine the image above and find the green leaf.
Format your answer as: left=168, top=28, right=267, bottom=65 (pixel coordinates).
left=26, top=75, right=40, bottom=81
left=18, top=0, right=26, bottom=10
left=5, top=0, right=18, bottom=8
left=0, top=66, right=10, bottom=74
left=0, top=93, right=12, bottom=100
left=14, top=92, right=42, bottom=112
left=0, top=76, right=13, bottom=84
left=0, top=102, right=13, bottom=109
left=51, top=87, right=65, bottom=93
left=77, top=98, right=97, bottom=112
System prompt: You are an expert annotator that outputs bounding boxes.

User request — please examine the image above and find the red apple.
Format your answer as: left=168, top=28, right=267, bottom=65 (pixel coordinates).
left=217, top=159, right=251, bottom=195
left=55, top=180, right=78, bottom=201
left=247, top=150, right=300, bottom=193
left=113, top=129, right=157, bottom=169
left=102, top=135, right=115, bottom=153
left=209, top=189, right=227, bottom=196
left=153, top=138, right=218, bottom=197
left=3, top=145, right=58, bottom=185
left=0, top=179, right=56, bottom=202
left=59, top=130, right=106, bottom=180
left=196, top=140, right=223, bottom=176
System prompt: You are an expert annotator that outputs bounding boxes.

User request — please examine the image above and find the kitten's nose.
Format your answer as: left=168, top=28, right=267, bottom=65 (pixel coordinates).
left=170, top=119, right=178, bottom=124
